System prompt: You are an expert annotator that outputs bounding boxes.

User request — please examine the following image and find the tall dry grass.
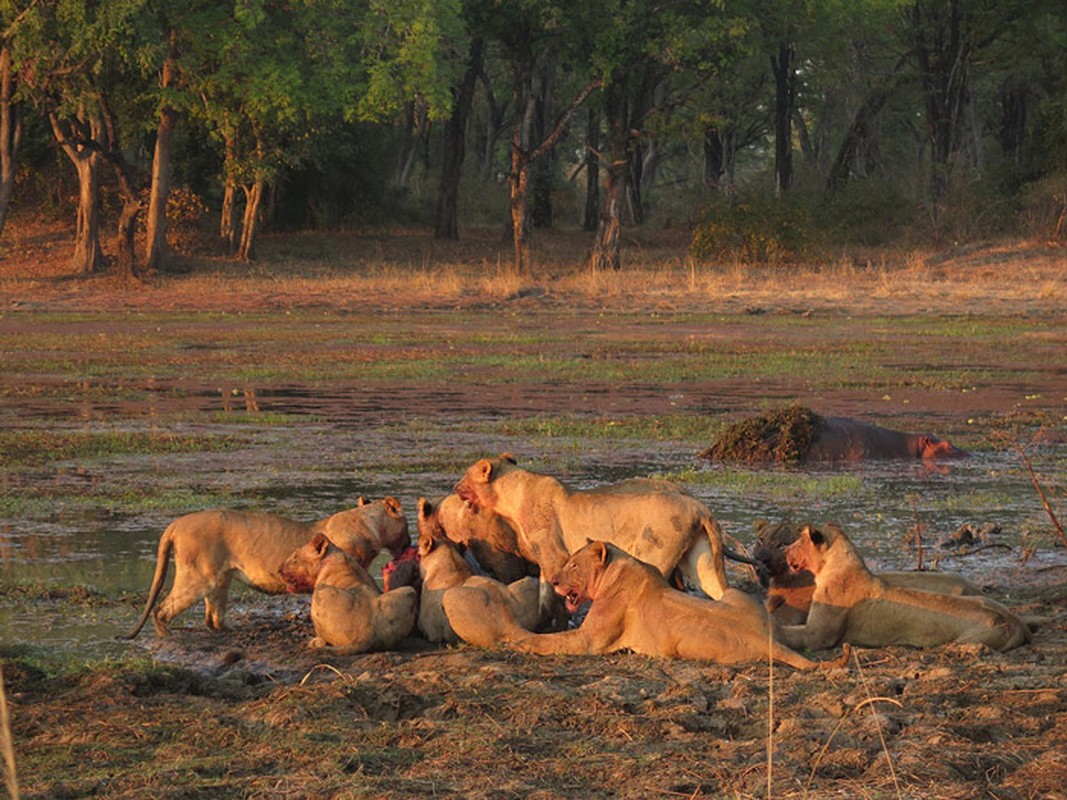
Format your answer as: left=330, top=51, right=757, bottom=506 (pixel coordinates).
left=0, top=666, right=18, bottom=800
left=2, top=222, right=1064, bottom=315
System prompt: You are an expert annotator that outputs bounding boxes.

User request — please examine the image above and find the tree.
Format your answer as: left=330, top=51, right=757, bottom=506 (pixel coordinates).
left=0, top=39, right=21, bottom=237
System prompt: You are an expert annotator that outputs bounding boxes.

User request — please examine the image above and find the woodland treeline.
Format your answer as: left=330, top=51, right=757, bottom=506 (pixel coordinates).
left=1, top=0, right=1065, bottom=278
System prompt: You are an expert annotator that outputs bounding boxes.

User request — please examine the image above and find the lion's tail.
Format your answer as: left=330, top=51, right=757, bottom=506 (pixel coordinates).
left=717, top=523, right=767, bottom=584
left=121, top=524, right=174, bottom=639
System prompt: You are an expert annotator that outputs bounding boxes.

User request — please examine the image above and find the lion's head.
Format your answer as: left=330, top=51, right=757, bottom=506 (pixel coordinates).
left=454, top=453, right=518, bottom=511
left=784, top=524, right=840, bottom=576
left=551, top=539, right=610, bottom=613
left=279, top=532, right=332, bottom=593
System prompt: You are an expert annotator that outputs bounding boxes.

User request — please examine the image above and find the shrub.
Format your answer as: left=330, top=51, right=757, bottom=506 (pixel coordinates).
left=689, top=193, right=816, bottom=264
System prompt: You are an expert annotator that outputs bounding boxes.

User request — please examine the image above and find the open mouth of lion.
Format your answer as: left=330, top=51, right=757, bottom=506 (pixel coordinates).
left=563, top=590, right=582, bottom=613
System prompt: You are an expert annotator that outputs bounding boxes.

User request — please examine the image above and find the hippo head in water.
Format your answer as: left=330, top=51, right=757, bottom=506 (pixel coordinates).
left=915, top=434, right=968, bottom=460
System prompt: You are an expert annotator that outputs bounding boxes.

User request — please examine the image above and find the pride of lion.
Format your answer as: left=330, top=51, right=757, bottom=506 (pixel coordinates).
left=126, top=451, right=1034, bottom=664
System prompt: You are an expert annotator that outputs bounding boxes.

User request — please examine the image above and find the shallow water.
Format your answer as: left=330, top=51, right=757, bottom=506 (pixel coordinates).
left=3, top=304, right=1066, bottom=664
left=3, top=400, right=1064, bottom=665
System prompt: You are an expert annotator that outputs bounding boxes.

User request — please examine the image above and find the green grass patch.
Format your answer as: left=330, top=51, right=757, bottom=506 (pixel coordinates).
left=662, top=466, right=866, bottom=499
left=0, top=429, right=243, bottom=466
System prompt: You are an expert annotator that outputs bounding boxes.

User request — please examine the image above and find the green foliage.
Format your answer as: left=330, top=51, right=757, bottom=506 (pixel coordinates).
left=817, top=178, right=916, bottom=246
left=1017, top=172, right=1067, bottom=242
left=689, top=193, right=817, bottom=264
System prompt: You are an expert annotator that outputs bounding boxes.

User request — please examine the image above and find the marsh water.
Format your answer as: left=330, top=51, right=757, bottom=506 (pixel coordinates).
left=3, top=377, right=1065, bottom=665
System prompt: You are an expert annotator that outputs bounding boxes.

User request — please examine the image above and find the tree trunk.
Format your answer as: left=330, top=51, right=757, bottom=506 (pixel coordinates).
left=236, top=179, right=263, bottom=261
left=530, top=65, right=554, bottom=229
left=145, top=35, right=178, bottom=271
left=220, top=181, right=237, bottom=253
left=910, top=0, right=973, bottom=208
left=588, top=85, right=628, bottom=271
left=51, top=108, right=105, bottom=274
left=434, top=37, right=483, bottom=240
left=826, top=88, right=891, bottom=195
left=0, top=44, right=22, bottom=239
left=703, top=127, right=723, bottom=190
left=99, top=92, right=144, bottom=283
left=71, top=154, right=104, bottom=274
left=996, top=79, right=1027, bottom=164
left=508, top=151, right=530, bottom=274
left=583, top=106, right=600, bottom=231
left=770, top=42, right=795, bottom=197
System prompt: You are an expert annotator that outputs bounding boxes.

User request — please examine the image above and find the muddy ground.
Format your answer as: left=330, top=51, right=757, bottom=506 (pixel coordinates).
left=2, top=231, right=1067, bottom=799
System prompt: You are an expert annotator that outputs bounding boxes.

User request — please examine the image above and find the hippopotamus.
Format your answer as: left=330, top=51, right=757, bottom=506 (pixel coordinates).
left=806, top=416, right=968, bottom=462
left=701, top=406, right=968, bottom=465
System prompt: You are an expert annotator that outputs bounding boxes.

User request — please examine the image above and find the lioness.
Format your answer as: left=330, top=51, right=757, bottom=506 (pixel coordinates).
left=423, top=494, right=531, bottom=583
left=414, top=497, right=540, bottom=644
left=279, top=533, right=417, bottom=652
left=751, top=520, right=982, bottom=625
left=125, top=497, right=410, bottom=638
left=454, top=455, right=753, bottom=605
left=775, top=524, right=1031, bottom=652
left=444, top=540, right=848, bottom=669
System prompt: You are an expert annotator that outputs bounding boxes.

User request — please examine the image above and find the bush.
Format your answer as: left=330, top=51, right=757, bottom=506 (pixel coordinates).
left=1017, top=172, right=1067, bottom=242
left=689, top=193, right=816, bottom=264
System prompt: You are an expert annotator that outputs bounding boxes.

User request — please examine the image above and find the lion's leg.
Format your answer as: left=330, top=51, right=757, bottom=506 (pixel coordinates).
left=679, top=535, right=728, bottom=600
left=204, top=572, right=233, bottom=630
left=508, top=628, right=599, bottom=656
left=153, top=579, right=206, bottom=636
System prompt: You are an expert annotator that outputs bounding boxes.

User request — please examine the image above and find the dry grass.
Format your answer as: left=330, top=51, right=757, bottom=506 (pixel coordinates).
left=2, top=219, right=1065, bottom=316
left=0, top=667, right=18, bottom=800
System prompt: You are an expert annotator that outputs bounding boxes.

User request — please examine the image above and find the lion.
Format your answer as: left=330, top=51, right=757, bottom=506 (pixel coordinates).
left=454, top=455, right=756, bottom=609
left=278, top=533, right=417, bottom=652
left=751, top=520, right=982, bottom=625
left=774, top=523, right=1031, bottom=652
left=413, top=497, right=540, bottom=644
left=422, top=493, right=531, bottom=583
left=124, top=497, right=410, bottom=638
left=443, top=540, right=849, bottom=669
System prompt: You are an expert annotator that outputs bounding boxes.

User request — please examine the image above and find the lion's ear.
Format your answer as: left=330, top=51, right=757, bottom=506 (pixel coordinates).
left=809, top=527, right=826, bottom=547
left=417, top=497, right=433, bottom=519
left=356, top=496, right=368, bottom=506
left=500, top=452, right=517, bottom=464
left=383, top=496, right=403, bottom=517
left=417, top=531, right=435, bottom=558
left=312, top=532, right=331, bottom=554
left=474, top=458, right=494, bottom=483
left=592, top=541, right=608, bottom=565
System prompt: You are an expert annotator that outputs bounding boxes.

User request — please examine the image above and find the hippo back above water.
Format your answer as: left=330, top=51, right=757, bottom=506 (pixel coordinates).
left=701, top=406, right=968, bottom=465
left=806, top=416, right=968, bottom=461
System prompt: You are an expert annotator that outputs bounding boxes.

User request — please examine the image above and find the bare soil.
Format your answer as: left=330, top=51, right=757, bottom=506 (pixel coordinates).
left=3, top=224, right=1067, bottom=799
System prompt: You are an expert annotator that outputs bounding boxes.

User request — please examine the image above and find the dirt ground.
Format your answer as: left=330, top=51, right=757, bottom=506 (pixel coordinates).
left=3, top=225, right=1067, bottom=799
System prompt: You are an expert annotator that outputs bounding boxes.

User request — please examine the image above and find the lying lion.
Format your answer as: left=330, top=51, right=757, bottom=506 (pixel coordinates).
left=125, top=497, right=410, bottom=638
left=454, top=455, right=756, bottom=607
left=444, top=540, right=849, bottom=670
left=412, top=497, right=540, bottom=644
left=751, top=520, right=982, bottom=625
left=775, top=523, right=1031, bottom=652
left=279, top=533, right=417, bottom=653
